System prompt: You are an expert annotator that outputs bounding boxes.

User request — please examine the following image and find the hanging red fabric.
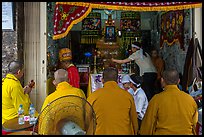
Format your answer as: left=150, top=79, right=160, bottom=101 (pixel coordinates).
left=53, top=2, right=201, bottom=40
left=53, top=3, right=92, bottom=40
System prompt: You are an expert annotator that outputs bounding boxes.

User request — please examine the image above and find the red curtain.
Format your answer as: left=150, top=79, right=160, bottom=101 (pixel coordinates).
left=53, top=2, right=202, bottom=40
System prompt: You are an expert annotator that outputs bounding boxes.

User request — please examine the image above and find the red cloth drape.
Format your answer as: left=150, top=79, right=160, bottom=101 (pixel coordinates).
left=53, top=2, right=202, bottom=40
left=53, top=3, right=92, bottom=40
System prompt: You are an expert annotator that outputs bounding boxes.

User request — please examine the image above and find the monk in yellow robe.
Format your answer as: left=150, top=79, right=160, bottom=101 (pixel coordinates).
left=87, top=67, right=138, bottom=135
left=41, top=69, right=86, bottom=111
left=2, top=61, right=38, bottom=125
left=139, top=69, right=198, bottom=135
left=39, top=69, right=86, bottom=135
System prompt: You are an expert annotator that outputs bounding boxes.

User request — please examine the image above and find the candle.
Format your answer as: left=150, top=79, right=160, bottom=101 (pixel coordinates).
left=93, top=55, right=97, bottom=74
left=94, top=55, right=96, bottom=63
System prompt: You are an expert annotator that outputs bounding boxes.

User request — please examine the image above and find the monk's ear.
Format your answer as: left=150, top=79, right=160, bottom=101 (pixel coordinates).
left=177, top=78, right=180, bottom=85
left=160, top=77, right=164, bottom=84
left=53, top=80, right=57, bottom=86
left=102, top=78, right=104, bottom=84
left=17, top=70, right=20, bottom=74
left=17, top=69, right=22, bottom=75
left=160, top=77, right=163, bottom=82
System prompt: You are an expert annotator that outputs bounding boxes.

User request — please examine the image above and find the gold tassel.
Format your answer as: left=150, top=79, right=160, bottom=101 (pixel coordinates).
left=58, top=2, right=202, bottom=11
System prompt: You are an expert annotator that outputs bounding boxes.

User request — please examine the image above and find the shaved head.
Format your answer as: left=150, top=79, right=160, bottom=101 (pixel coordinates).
left=54, top=69, right=68, bottom=84
left=8, top=61, right=23, bottom=74
left=103, top=67, right=118, bottom=83
left=162, top=69, right=179, bottom=85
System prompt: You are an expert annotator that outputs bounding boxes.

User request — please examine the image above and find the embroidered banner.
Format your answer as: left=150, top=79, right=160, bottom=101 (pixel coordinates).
left=81, top=12, right=102, bottom=44
left=89, top=74, right=125, bottom=93
left=53, top=3, right=92, bottom=40
left=53, top=2, right=201, bottom=40
left=120, top=11, right=141, bottom=49
left=160, top=10, right=184, bottom=50
left=120, top=11, right=141, bottom=32
left=82, top=12, right=101, bottom=30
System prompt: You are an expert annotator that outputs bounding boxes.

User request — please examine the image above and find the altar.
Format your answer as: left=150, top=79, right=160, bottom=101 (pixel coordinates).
left=85, top=12, right=138, bottom=97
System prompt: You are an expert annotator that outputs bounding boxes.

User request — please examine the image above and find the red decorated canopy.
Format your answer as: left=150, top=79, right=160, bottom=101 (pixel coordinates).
left=53, top=2, right=202, bottom=40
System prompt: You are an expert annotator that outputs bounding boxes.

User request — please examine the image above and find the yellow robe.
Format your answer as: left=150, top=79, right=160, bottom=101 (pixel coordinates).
left=140, top=85, right=198, bottom=135
left=41, top=81, right=86, bottom=111
left=39, top=81, right=86, bottom=134
left=2, top=74, right=31, bottom=124
left=87, top=81, right=138, bottom=135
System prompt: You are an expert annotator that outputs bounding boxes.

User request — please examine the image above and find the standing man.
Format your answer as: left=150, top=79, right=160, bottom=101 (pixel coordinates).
left=2, top=61, right=37, bottom=124
left=139, top=69, right=198, bottom=135
left=129, top=74, right=148, bottom=130
left=112, top=42, right=157, bottom=101
left=59, top=48, right=80, bottom=88
left=87, top=67, right=138, bottom=135
left=151, top=49, right=165, bottom=92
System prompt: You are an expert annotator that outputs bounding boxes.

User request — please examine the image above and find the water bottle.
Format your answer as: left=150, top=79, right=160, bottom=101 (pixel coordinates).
left=29, top=104, right=36, bottom=124
left=18, top=104, right=25, bottom=125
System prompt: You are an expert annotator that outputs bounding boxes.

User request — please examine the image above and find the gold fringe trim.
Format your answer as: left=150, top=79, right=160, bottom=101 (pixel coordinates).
left=53, top=5, right=92, bottom=40
left=56, top=2, right=90, bottom=7
left=162, top=39, right=180, bottom=46
left=91, top=3, right=202, bottom=11
left=53, top=2, right=202, bottom=40
left=57, top=2, right=202, bottom=11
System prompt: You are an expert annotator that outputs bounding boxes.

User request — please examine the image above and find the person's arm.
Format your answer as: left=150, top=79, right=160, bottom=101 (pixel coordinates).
left=160, top=59, right=165, bottom=75
left=139, top=96, right=158, bottom=135
left=23, top=80, right=35, bottom=94
left=192, top=101, right=198, bottom=135
left=111, top=58, right=132, bottom=64
left=157, top=59, right=165, bottom=79
left=134, top=95, right=146, bottom=120
left=11, top=85, right=31, bottom=115
left=23, top=86, right=32, bottom=94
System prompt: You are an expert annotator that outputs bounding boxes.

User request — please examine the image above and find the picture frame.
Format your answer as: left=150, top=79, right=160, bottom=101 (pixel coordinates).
left=2, top=2, right=14, bottom=31
left=76, top=64, right=90, bottom=85
left=105, top=26, right=116, bottom=42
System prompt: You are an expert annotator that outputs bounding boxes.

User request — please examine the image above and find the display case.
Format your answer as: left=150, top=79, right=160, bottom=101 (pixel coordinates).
left=96, top=38, right=120, bottom=70
left=76, top=64, right=90, bottom=86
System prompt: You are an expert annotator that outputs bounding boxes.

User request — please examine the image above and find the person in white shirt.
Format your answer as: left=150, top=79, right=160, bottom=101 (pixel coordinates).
left=112, top=41, right=157, bottom=101
left=129, top=74, right=148, bottom=129
left=118, top=74, right=134, bottom=96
